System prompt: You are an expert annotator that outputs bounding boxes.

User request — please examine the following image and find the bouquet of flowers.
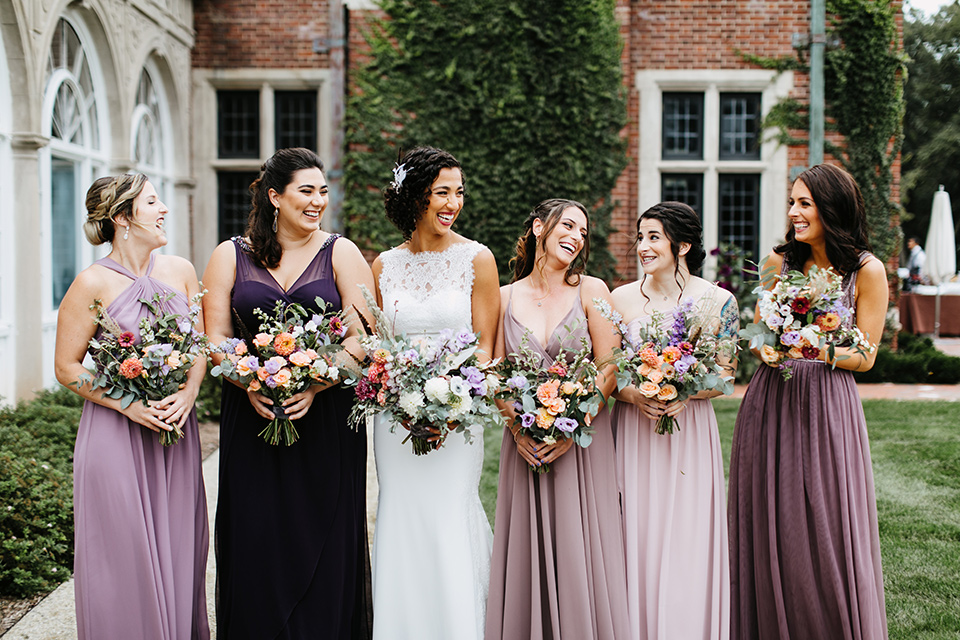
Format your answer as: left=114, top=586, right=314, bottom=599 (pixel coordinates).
left=740, top=263, right=874, bottom=379
left=595, top=296, right=738, bottom=435
left=496, top=329, right=604, bottom=474
left=82, top=290, right=208, bottom=446
left=211, top=297, right=348, bottom=446
left=346, top=287, right=503, bottom=456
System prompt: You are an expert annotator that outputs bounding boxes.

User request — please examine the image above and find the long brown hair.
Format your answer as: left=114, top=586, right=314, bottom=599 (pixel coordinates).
left=510, top=198, right=589, bottom=284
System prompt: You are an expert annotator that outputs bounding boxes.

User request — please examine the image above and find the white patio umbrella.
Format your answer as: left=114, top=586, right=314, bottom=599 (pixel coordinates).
left=923, top=185, right=957, bottom=337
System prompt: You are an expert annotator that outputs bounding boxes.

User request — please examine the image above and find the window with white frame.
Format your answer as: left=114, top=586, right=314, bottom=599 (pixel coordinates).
left=636, top=69, right=793, bottom=275
left=132, top=66, right=173, bottom=247
left=45, top=18, right=107, bottom=308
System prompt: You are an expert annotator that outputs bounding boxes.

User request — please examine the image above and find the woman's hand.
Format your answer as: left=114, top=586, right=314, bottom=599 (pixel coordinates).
left=154, top=386, right=198, bottom=431
left=281, top=383, right=334, bottom=421
left=119, top=400, right=172, bottom=433
left=247, top=389, right=279, bottom=420
left=662, top=397, right=689, bottom=418
left=537, top=435, right=575, bottom=465
left=512, top=431, right=542, bottom=468
left=616, top=384, right=668, bottom=420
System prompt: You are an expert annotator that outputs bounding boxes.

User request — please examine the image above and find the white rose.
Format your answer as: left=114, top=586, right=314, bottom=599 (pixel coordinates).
left=327, top=366, right=339, bottom=381
left=799, top=325, right=821, bottom=346
left=448, top=394, right=474, bottom=419
left=423, top=377, right=450, bottom=403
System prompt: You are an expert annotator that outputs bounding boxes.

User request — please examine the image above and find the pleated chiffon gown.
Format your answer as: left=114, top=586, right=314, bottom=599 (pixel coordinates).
left=485, top=291, right=630, bottom=640
left=73, top=254, right=210, bottom=640
left=728, top=254, right=888, bottom=639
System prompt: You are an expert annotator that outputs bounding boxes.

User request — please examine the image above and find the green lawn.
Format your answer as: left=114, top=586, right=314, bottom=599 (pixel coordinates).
left=480, top=398, right=960, bottom=640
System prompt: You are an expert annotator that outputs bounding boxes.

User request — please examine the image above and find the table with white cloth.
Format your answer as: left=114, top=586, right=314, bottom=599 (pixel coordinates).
left=900, top=284, right=960, bottom=336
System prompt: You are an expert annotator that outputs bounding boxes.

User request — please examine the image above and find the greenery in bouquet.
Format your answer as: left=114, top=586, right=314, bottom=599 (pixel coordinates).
left=345, top=285, right=503, bottom=456
left=496, top=329, right=604, bottom=474
left=595, top=296, right=737, bottom=435
left=740, top=262, right=874, bottom=380
left=81, top=290, right=208, bottom=446
left=211, top=297, right=348, bottom=446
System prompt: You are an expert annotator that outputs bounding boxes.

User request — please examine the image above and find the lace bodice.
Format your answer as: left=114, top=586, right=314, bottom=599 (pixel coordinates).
left=378, top=241, right=483, bottom=336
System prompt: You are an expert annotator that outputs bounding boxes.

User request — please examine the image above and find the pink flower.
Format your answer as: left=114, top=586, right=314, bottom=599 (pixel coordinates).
left=273, top=368, right=292, bottom=386
left=253, top=333, right=273, bottom=348
left=536, top=379, right=561, bottom=404
left=248, top=378, right=261, bottom=392
left=234, top=341, right=248, bottom=355
left=638, top=381, right=660, bottom=398
left=547, top=361, right=567, bottom=376
left=288, top=351, right=312, bottom=367
left=118, top=332, right=136, bottom=348
left=661, top=346, right=682, bottom=364
left=329, top=316, right=346, bottom=337
left=657, top=384, right=678, bottom=401
left=274, top=332, right=296, bottom=356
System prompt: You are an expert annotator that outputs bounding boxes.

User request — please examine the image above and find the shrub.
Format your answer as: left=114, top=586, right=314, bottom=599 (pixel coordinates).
left=0, top=388, right=81, bottom=597
left=853, top=333, right=960, bottom=384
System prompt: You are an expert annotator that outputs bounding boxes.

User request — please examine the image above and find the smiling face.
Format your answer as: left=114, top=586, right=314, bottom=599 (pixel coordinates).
left=636, top=217, right=688, bottom=276
left=417, top=167, right=464, bottom=237
left=129, top=180, right=168, bottom=248
left=788, top=179, right=824, bottom=246
left=538, top=206, right=588, bottom=266
left=270, top=167, right=328, bottom=233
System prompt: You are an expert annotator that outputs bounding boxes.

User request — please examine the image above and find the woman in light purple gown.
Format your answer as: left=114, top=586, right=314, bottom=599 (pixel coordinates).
left=485, top=199, right=629, bottom=640
left=610, top=202, right=737, bottom=640
left=729, top=164, right=889, bottom=639
left=55, top=174, right=210, bottom=640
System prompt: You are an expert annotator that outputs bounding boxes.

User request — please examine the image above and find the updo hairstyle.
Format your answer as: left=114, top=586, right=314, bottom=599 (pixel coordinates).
left=246, top=147, right=325, bottom=269
left=637, top=201, right=706, bottom=302
left=511, top=198, right=590, bottom=285
left=383, top=147, right=463, bottom=240
left=83, top=173, right=148, bottom=245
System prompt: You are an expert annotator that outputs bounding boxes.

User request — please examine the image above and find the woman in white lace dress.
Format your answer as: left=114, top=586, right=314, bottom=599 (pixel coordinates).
left=370, top=147, right=500, bottom=640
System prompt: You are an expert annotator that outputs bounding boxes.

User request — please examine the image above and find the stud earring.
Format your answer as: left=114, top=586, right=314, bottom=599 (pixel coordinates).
left=123, top=226, right=129, bottom=241
left=272, top=208, right=279, bottom=233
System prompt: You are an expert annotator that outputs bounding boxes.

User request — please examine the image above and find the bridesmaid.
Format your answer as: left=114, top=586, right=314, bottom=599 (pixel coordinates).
left=54, top=174, right=209, bottom=639
left=610, top=202, right=738, bottom=640
left=485, top=198, right=630, bottom=640
left=203, top=147, right=375, bottom=639
left=729, top=164, right=888, bottom=638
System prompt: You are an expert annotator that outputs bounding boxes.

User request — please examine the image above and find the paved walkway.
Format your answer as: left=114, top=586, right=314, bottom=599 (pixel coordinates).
left=6, top=377, right=958, bottom=638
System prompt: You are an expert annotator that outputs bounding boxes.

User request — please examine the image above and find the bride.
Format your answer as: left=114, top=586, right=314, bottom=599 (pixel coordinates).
left=370, top=147, right=500, bottom=640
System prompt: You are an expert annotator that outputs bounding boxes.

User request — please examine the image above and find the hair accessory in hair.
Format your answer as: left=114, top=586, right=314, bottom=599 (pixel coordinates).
left=391, top=162, right=408, bottom=191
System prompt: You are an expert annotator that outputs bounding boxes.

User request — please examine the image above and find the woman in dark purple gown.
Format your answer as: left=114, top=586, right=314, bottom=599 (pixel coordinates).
left=203, top=148, right=375, bottom=639
left=56, top=174, right=210, bottom=639
left=728, top=164, right=889, bottom=639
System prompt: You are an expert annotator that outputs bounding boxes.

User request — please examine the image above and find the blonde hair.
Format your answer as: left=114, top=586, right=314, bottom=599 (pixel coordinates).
left=83, top=173, right=148, bottom=245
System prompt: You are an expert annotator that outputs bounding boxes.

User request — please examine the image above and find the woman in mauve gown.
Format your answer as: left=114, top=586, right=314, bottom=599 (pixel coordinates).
left=610, top=202, right=738, bottom=640
left=203, top=147, right=375, bottom=639
left=55, top=173, right=210, bottom=639
left=729, top=163, right=889, bottom=639
left=484, top=198, right=629, bottom=640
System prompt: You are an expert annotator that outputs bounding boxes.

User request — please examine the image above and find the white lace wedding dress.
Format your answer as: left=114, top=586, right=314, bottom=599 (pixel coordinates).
left=372, top=241, right=493, bottom=640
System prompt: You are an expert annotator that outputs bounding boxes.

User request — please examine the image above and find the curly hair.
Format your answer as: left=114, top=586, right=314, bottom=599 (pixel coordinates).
left=774, top=163, right=870, bottom=275
left=383, top=147, right=464, bottom=240
left=83, top=173, right=148, bottom=245
left=511, top=198, right=590, bottom=285
left=246, top=147, right=325, bottom=269
left=636, top=201, right=706, bottom=304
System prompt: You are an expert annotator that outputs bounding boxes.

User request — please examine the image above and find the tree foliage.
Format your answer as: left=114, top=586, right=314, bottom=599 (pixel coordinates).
left=747, top=0, right=906, bottom=264
left=902, top=2, right=960, bottom=245
left=344, top=0, right=627, bottom=282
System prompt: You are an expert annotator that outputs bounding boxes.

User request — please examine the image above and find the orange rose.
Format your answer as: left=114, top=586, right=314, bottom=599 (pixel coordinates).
left=234, top=341, right=248, bottom=355
left=560, top=381, right=577, bottom=396
left=546, top=398, right=567, bottom=416
left=816, top=312, right=841, bottom=332
left=273, top=368, right=292, bottom=386
left=760, top=345, right=781, bottom=366
left=639, top=347, right=660, bottom=368
left=288, top=351, right=312, bottom=367
left=787, top=346, right=805, bottom=359
left=657, top=384, right=678, bottom=401
left=253, top=333, right=273, bottom=348
left=536, top=379, right=561, bottom=404
left=638, top=381, right=660, bottom=398
left=638, top=363, right=654, bottom=378
left=536, top=407, right=556, bottom=429
left=248, top=378, right=261, bottom=392
left=647, top=368, right=664, bottom=384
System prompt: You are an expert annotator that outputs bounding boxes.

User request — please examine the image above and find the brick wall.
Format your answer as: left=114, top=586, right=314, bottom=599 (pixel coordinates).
left=192, top=0, right=331, bottom=69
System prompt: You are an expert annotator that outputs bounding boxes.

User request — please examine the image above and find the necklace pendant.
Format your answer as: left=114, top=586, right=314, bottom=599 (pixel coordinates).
left=537, top=301, right=542, bottom=307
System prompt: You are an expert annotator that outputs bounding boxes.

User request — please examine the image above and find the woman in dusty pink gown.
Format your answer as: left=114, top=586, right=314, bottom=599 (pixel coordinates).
left=55, top=174, right=209, bottom=640
left=485, top=199, right=629, bottom=640
left=610, top=202, right=738, bottom=640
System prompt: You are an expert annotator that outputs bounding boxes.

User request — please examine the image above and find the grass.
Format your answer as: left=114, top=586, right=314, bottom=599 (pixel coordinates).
left=479, top=398, right=960, bottom=640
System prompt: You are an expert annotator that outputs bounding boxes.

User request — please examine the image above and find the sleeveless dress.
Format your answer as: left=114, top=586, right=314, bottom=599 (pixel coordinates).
left=485, top=287, right=630, bottom=640
left=73, top=254, right=210, bottom=640
left=372, top=242, right=492, bottom=640
left=728, top=254, right=888, bottom=639
left=612, top=290, right=738, bottom=640
left=215, top=235, right=371, bottom=640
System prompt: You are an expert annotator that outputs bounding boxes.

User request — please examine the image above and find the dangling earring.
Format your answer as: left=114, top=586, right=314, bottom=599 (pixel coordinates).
left=123, top=226, right=129, bottom=241
left=272, top=208, right=279, bottom=233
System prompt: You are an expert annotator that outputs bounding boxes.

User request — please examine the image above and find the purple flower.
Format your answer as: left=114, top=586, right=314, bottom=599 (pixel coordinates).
left=265, top=376, right=278, bottom=389
left=512, top=401, right=523, bottom=413
left=674, top=354, right=697, bottom=376
left=264, top=359, right=282, bottom=375
left=520, top=413, right=536, bottom=428
left=177, top=318, right=193, bottom=333
left=507, top=375, right=528, bottom=390
left=355, top=378, right=376, bottom=401
left=145, top=343, right=173, bottom=357
left=454, top=329, right=476, bottom=349
left=554, top=417, right=578, bottom=433
left=781, top=331, right=803, bottom=347
left=710, top=247, right=721, bottom=256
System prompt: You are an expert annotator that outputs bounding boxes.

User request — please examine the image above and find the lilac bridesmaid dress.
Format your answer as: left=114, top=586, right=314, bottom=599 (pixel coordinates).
left=485, top=288, right=629, bottom=640
left=73, top=254, right=210, bottom=640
